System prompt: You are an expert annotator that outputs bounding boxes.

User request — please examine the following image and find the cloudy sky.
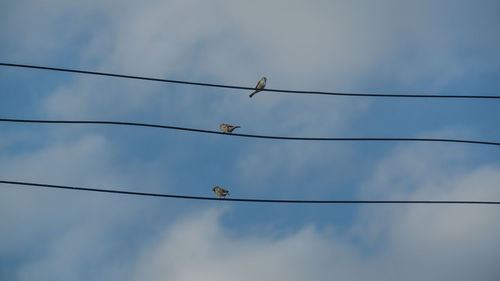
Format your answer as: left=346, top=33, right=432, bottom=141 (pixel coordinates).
left=1, top=0, right=500, bottom=280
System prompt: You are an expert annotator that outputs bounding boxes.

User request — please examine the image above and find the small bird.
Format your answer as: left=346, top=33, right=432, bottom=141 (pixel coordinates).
left=249, top=77, right=267, bottom=98
left=213, top=186, right=229, bottom=198
left=220, top=123, right=240, bottom=133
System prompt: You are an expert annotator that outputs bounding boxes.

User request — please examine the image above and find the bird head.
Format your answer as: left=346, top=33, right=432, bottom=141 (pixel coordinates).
left=212, top=186, right=217, bottom=191
left=263, top=77, right=267, bottom=82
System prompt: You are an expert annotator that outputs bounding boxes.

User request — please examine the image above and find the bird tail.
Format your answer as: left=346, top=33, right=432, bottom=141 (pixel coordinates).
left=249, top=91, right=257, bottom=98
left=235, top=126, right=240, bottom=129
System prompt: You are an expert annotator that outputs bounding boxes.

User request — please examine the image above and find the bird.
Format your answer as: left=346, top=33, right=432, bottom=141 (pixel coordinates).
left=249, top=77, right=267, bottom=98
left=213, top=186, right=229, bottom=198
left=219, top=123, right=240, bottom=133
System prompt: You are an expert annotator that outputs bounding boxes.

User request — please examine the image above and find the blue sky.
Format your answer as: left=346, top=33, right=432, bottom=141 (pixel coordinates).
left=1, top=0, right=500, bottom=280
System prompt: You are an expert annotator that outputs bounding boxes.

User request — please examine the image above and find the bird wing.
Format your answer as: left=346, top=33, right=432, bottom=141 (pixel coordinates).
left=256, top=79, right=265, bottom=89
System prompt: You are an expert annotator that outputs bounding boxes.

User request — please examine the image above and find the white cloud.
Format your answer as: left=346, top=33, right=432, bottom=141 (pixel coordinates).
left=0, top=131, right=171, bottom=256
left=2, top=1, right=500, bottom=280
left=2, top=136, right=499, bottom=281
left=363, top=165, right=500, bottom=280
left=132, top=209, right=359, bottom=281
left=31, top=0, right=497, bottom=185
left=131, top=162, right=500, bottom=281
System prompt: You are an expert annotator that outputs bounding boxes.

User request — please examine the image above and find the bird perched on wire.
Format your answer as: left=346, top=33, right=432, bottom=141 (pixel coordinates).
left=249, top=77, right=267, bottom=98
left=213, top=186, right=229, bottom=198
left=219, top=123, right=240, bottom=133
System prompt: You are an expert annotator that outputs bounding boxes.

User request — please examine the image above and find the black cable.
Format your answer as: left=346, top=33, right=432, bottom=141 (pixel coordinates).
left=1, top=118, right=499, bottom=146
left=1, top=180, right=498, bottom=204
left=1, top=62, right=499, bottom=99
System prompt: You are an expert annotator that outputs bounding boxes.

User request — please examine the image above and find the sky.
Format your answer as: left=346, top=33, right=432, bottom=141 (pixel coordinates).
left=1, top=0, right=500, bottom=280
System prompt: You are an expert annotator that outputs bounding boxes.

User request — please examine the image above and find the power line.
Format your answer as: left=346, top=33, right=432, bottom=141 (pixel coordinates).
left=1, top=118, right=499, bottom=146
left=1, top=180, right=498, bottom=204
left=1, top=62, right=499, bottom=99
